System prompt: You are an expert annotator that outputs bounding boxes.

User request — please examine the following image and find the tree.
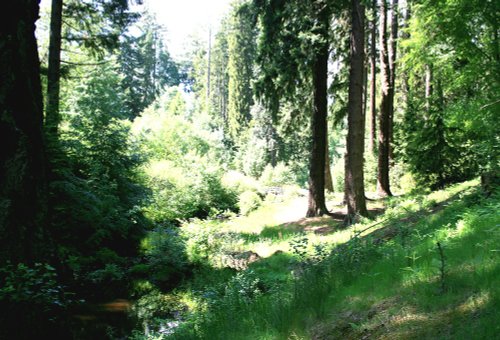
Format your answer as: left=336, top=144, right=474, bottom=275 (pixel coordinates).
left=368, top=0, right=377, bottom=154
left=227, top=1, right=257, bottom=141
left=51, top=62, right=146, bottom=299
left=210, top=19, right=230, bottom=129
left=254, top=0, right=332, bottom=217
left=119, top=14, right=181, bottom=118
left=44, top=0, right=139, bottom=133
left=0, top=0, right=48, bottom=264
left=377, top=0, right=393, bottom=196
left=345, top=0, right=368, bottom=219
left=306, top=1, right=331, bottom=217
left=399, top=0, right=499, bottom=188
left=45, top=0, right=63, bottom=136
left=388, top=0, right=399, bottom=161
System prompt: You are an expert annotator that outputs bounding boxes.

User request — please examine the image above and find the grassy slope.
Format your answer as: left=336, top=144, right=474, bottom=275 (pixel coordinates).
left=311, top=182, right=500, bottom=340
left=171, top=180, right=499, bottom=339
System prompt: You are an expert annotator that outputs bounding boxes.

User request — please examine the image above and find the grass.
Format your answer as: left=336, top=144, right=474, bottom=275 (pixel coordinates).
left=137, top=179, right=500, bottom=339
left=316, top=188, right=500, bottom=340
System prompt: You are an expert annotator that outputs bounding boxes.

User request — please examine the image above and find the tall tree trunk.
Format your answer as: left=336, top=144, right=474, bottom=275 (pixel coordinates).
left=306, top=3, right=330, bottom=217
left=369, top=0, right=377, bottom=154
left=0, top=0, right=47, bottom=264
left=345, top=0, right=368, bottom=220
left=401, top=2, right=411, bottom=106
left=363, top=45, right=369, bottom=123
left=45, top=0, right=63, bottom=136
left=377, top=0, right=393, bottom=197
left=325, top=124, right=334, bottom=192
left=435, top=77, right=446, bottom=188
left=388, top=0, right=398, bottom=162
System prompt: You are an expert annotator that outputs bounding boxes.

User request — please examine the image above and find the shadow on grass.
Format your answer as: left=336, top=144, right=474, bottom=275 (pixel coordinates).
left=313, top=185, right=498, bottom=339
left=171, top=182, right=490, bottom=339
left=249, top=251, right=298, bottom=287
left=379, top=262, right=500, bottom=340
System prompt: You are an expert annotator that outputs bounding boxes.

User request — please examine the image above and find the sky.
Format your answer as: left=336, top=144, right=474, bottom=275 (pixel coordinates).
left=39, top=0, right=234, bottom=59
left=135, top=0, right=233, bottom=58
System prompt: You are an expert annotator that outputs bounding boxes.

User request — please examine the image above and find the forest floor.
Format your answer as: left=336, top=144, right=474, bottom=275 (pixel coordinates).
left=138, top=179, right=500, bottom=339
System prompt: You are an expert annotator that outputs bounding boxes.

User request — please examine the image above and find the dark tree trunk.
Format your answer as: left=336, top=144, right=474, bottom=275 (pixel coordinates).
left=0, top=0, right=47, bottom=264
left=46, top=0, right=63, bottom=136
left=363, top=43, right=369, bottom=124
left=388, top=0, right=398, bottom=162
left=307, top=46, right=329, bottom=217
left=377, top=0, right=393, bottom=197
left=306, top=3, right=330, bottom=217
left=369, top=0, right=377, bottom=154
left=345, top=0, right=368, bottom=219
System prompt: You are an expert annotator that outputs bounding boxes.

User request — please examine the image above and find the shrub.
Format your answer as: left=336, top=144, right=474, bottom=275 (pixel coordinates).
left=221, top=170, right=262, bottom=196
left=142, top=160, right=238, bottom=222
left=132, top=289, right=184, bottom=327
left=181, top=219, right=246, bottom=267
left=364, top=151, right=378, bottom=192
left=138, top=228, right=189, bottom=289
left=390, top=162, right=416, bottom=194
left=0, top=263, right=71, bottom=338
left=332, top=157, right=345, bottom=194
left=259, top=162, right=296, bottom=187
left=238, top=190, right=263, bottom=215
left=132, top=94, right=238, bottom=224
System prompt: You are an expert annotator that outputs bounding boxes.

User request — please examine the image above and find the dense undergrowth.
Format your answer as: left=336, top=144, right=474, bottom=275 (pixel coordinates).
left=129, top=179, right=499, bottom=339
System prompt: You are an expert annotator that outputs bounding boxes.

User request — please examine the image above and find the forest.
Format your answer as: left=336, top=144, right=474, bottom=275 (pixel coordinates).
left=0, top=0, right=498, bottom=338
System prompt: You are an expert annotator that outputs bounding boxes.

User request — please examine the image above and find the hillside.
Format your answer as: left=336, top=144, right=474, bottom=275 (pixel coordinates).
left=144, top=179, right=500, bottom=339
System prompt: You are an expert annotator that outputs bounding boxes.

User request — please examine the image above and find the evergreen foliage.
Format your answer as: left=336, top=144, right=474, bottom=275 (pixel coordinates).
left=119, top=14, right=182, bottom=118
left=1, top=0, right=498, bottom=338
left=50, top=63, right=146, bottom=298
left=227, top=1, right=257, bottom=141
left=399, top=0, right=499, bottom=188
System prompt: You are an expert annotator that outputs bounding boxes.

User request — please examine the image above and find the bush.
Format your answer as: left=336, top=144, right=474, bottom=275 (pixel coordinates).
left=137, top=228, right=189, bottom=289
left=142, top=160, right=238, bottom=222
left=181, top=219, right=246, bottom=267
left=0, top=263, right=72, bottom=338
left=364, top=151, right=378, bottom=192
left=390, top=162, right=416, bottom=194
left=332, top=157, right=345, bottom=194
left=238, top=190, right=263, bottom=215
left=132, top=98, right=239, bottom=224
left=52, top=63, right=147, bottom=301
left=132, top=289, right=185, bottom=333
left=259, top=162, right=296, bottom=187
left=221, top=170, right=262, bottom=196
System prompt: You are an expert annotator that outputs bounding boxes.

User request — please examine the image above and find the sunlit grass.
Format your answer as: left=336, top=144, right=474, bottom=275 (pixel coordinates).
left=164, top=179, right=499, bottom=339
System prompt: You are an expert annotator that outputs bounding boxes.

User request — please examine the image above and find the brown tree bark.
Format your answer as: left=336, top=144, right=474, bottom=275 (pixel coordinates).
left=388, top=0, right=398, bottom=161
left=306, top=2, right=330, bottom=217
left=0, top=0, right=47, bottom=264
left=46, top=0, right=63, bottom=136
left=369, top=0, right=377, bottom=154
left=377, top=0, right=393, bottom=197
left=368, top=0, right=377, bottom=153
left=345, top=0, right=368, bottom=220
left=363, top=44, right=369, bottom=123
